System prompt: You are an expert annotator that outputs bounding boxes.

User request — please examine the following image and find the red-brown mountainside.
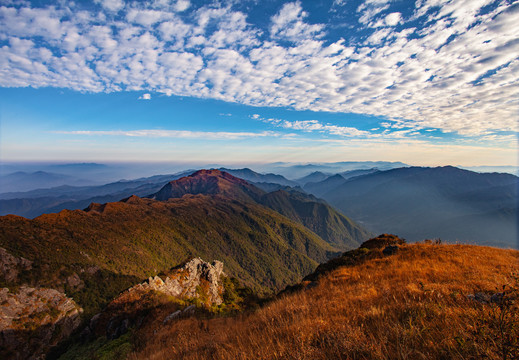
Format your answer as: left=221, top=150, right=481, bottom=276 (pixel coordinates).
left=149, top=169, right=264, bottom=202
left=148, top=170, right=371, bottom=249
left=127, top=241, right=519, bottom=360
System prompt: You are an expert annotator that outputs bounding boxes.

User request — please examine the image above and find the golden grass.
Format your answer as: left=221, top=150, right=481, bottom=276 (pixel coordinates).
left=128, top=243, right=519, bottom=360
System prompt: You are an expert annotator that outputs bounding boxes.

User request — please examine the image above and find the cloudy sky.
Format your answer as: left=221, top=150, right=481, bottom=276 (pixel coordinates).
left=0, top=0, right=517, bottom=166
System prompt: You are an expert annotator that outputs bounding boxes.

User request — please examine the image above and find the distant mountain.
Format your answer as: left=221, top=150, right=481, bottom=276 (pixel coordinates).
left=269, top=161, right=408, bottom=179
left=340, top=168, right=380, bottom=179
left=0, top=171, right=95, bottom=193
left=295, top=171, right=331, bottom=186
left=303, top=169, right=381, bottom=197
left=459, top=165, right=519, bottom=176
left=251, top=182, right=305, bottom=193
left=304, top=174, right=347, bottom=197
left=260, top=189, right=371, bottom=249
left=0, top=171, right=194, bottom=218
left=316, top=166, right=518, bottom=248
left=149, top=170, right=370, bottom=250
left=218, top=168, right=298, bottom=187
left=150, top=169, right=265, bottom=202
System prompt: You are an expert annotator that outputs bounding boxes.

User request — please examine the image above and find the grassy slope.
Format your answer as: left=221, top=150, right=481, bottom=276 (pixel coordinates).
left=129, top=243, right=519, bottom=360
left=0, top=195, right=335, bottom=298
left=260, top=190, right=371, bottom=249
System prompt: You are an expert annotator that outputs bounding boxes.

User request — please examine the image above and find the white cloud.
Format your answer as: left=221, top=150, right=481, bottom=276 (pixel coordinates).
left=139, top=93, right=151, bottom=100
left=255, top=116, right=371, bottom=137
left=0, top=1, right=517, bottom=138
left=94, top=0, right=124, bottom=12
left=55, top=129, right=279, bottom=140
left=357, top=0, right=391, bottom=26
left=385, top=12, right=401, bottom=26
left=174, top=0, right=190, bottom=12
left=270, top=2, right=324, bottom=42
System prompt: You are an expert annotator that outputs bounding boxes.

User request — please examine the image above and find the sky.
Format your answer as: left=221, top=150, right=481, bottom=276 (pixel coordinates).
left=0, top=0, right=518, bottom=167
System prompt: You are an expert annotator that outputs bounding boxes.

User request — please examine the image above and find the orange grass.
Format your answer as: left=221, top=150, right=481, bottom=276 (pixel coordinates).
left=128, top=243, right=519, bottom=360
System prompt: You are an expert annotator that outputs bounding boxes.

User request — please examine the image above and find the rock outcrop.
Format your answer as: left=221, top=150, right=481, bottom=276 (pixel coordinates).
left=128, top=257, right=225, bottom=305
left=0, top=247, right=32, bottom=283
left=82, top=258, right=226, bottom=341
left=0, top=286, right=82, bottom=360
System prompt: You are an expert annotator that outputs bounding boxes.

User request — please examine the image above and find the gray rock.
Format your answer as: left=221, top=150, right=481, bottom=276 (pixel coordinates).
left=126, top=257, right=225, bottom=305
left=163, top=310, right=182, bottom=324
left=467, top=292, right=492, bottom=303
left=490, top=292, right=504, bottom=303
left=163, top=305, right=197, bottom=324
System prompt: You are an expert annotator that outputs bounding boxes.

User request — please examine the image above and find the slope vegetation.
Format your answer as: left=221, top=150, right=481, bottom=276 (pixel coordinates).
left=149, top=169, right=369, bottom=250
left=0, top=194, right=337, bottom=313
left=128, top=240, right=519, bottom=360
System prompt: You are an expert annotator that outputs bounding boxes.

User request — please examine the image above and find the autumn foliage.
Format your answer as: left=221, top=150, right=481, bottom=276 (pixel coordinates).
left=127, top=242, right=518, bottom=360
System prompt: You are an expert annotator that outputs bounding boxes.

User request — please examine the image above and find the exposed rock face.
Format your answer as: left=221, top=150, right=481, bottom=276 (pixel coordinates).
left=82, top=258, right=226, bottom=341
left=128, top=257, right=225, bottom=305
left=0, top=247, right=32, bottom=283
left=0, top=286, right=82, bottom=360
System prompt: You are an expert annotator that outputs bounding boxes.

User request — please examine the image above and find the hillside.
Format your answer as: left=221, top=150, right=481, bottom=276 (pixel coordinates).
left=260, top=189, right=371, bottom=249
left=313, top=166, right=518, bottom=248
left=0, top=194, right=337, bottom=310
left=120, top=239, right=519, bottom=360
left=148, top=169, right=369, bottom=249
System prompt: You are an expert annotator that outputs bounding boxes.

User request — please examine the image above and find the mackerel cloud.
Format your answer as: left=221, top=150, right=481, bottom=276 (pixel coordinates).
left=0, top=0, right=518, bottom=137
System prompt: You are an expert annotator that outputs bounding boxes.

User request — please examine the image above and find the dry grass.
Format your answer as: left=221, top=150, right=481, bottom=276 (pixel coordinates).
left=128, top=243, right=519, bottom=360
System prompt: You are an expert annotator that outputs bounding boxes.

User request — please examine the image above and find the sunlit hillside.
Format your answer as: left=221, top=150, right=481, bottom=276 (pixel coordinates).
left=123, top=240, right=519, bottom=360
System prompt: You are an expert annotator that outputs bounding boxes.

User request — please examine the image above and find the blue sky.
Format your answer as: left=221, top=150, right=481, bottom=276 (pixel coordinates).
left=0, top=0, right=517, bottom=166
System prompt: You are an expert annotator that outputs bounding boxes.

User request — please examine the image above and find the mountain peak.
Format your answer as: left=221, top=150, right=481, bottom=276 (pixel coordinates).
left=149, top=169, right=264, bottom=202
left=191, top=169, right=227, bottom=177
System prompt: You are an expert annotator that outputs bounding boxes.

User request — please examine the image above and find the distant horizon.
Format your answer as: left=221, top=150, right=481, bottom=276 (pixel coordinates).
left=1, top=160, right=518, bottom=183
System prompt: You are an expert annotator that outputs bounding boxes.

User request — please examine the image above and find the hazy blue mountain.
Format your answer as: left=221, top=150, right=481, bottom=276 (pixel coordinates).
left=251, top=182, right=306, bottom=193
left=0, top=171, right=95, bottom=193
left=218, top=168, right=298, bottom=187
left=295, top=171, right=331, bottom=186
left=459, top=165, right=519, bottom=176
left=268, top=161, right=408, bottom=179
left=339, top=168, right=380, bottom=180
left=0, top=171, right=194, bottom=218
left=304, top=174, right=347, bottom=197
left=318, top=166, right=518, bottom=248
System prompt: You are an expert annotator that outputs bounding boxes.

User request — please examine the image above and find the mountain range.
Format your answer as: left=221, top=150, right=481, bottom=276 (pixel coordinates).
left=0, top=171, right=368, bottom=312
left=1, top=167, right=518, bottom=359
left=305, top=166, right=517, bottom=248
